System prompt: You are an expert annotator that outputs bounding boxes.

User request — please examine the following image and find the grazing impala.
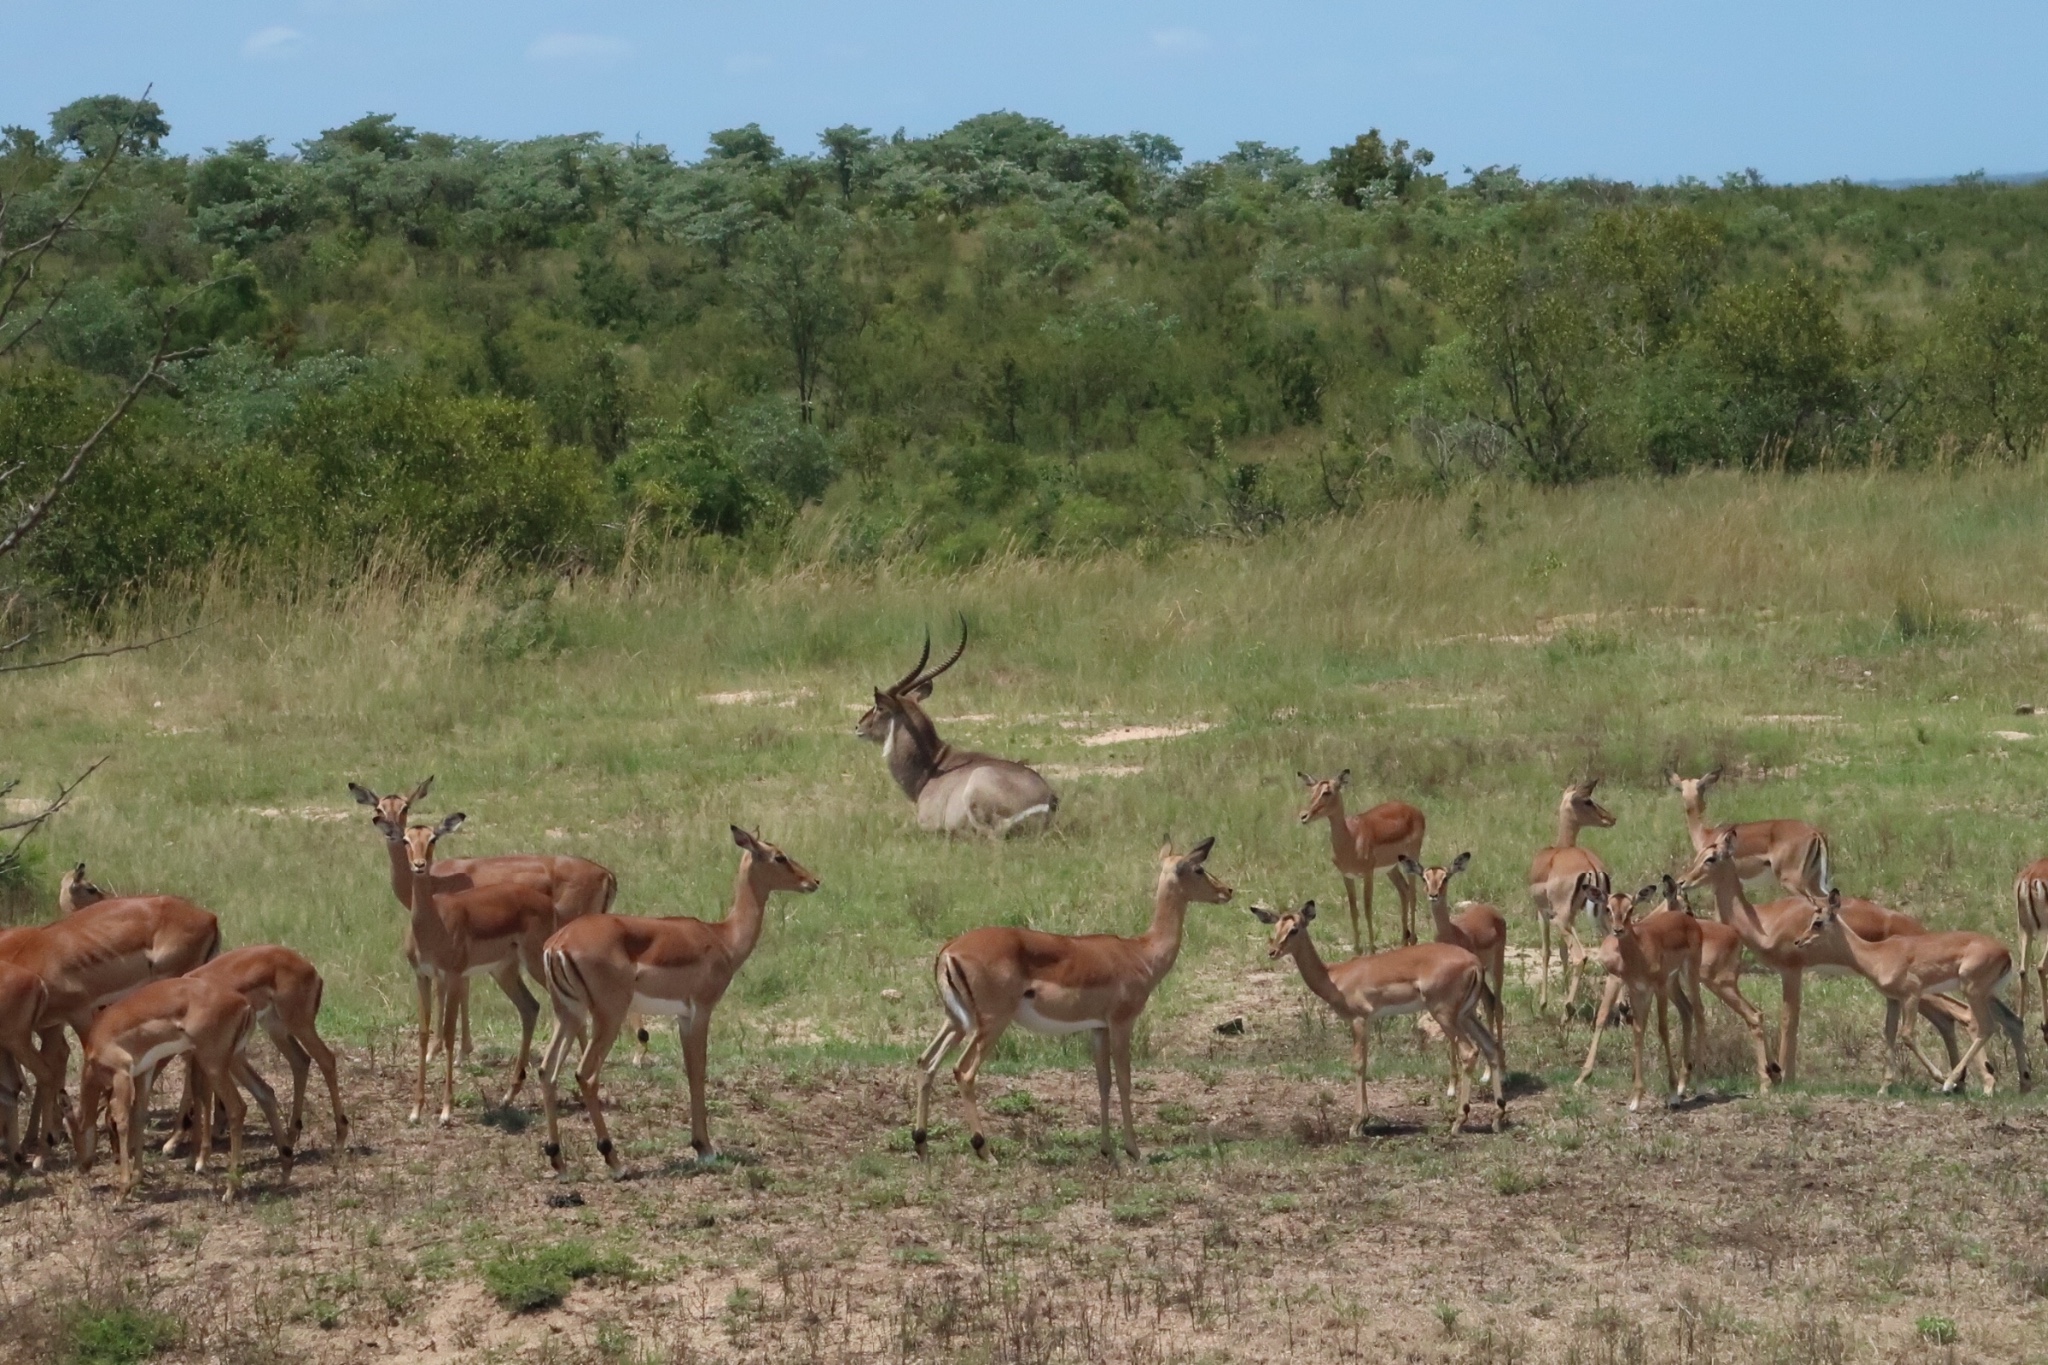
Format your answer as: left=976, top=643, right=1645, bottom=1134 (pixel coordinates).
left=399, top=814, right=557, bottom=1125
left=2014, top=857, right=2048, bottom=1033
left=854, top=623, right=1059, bottom=837
left=1681, top=829, right=1967, bottom=1083
left=1298, top=771, right=1426, bottom=952
left=537, top=827, right=819, bottom=1175
left=1528, top=780, right=1615, bottom=1013
left=1252, top=900, right=1505, bottom=1134
left=163, top=946, right=348, bottom=1157
left=912, top=838, right=1233, bottom=1162
left=72, top=975, right=291, bottom=1202
left=1796, top=889, right=2030, bottom=1096
left=1574, top=887, right=1700, bottom=1109
left=0, top=887, right=219, bottom=1165
left=350, top=778, right=619, bottom=1061
left=1401, top=853, right=1506, bottom=1051
left=1668, top=769, right=1831, bottom=897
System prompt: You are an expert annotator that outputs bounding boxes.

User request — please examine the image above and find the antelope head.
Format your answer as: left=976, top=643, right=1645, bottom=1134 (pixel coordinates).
left=1296, top=770, right=1350, bottom=825
left=1677, top=827, right=1741, bottom=891
left=855, top=620, right=968, bottom=745
left=731, top=825, right=821, bottom=894
left=1658, top=874, right=1693, bottom=917
left=1665, top=767, right=1722, bottom=811
left=1398, top=851, right=1471, bottom=901
left=1159, top=836, right=1232, bottom=905
left=402, top=812, right=467, bottom=875
left=1793, top=889, right=1844, bottom=949
left=1560, top=778, right=1617, bottom=831
left=349, top=776, right=434, bottom=844
left=58, top=862, right=108, bottom=913
left=1249, top=899, right=1316, bottom=958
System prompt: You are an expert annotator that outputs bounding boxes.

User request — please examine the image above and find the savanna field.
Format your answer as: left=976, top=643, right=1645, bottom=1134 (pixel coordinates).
left=7, top=470, right=2048, bottom=1363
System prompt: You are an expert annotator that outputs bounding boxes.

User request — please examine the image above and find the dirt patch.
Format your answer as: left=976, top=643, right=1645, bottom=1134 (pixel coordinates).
left=699, top=688, right=814, bottom=707
left=1990, top=729, right=2033, bottom=742
left=241, top=805, right=354, bottom=823
left=1078, top=722, right=1214, bottom=747
left=1039, top=764, right=1145, bottom=780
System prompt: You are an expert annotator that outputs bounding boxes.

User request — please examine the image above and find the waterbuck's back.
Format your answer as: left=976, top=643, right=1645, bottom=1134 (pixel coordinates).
left=919, top=754, right=1058, bottom=834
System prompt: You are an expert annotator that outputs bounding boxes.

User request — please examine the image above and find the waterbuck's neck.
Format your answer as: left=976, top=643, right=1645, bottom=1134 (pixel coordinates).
left=1281, top=933, right=1350, bottom=1016
left=882, top=701, right=952, bottom=801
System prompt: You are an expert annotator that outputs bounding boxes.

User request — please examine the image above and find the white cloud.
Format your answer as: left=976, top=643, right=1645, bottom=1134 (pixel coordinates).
left=242, top=25, right=305, bottom=60
left=1149, top=27, right=1211, bottom=53
left=527, top=33, right=630, bottom=65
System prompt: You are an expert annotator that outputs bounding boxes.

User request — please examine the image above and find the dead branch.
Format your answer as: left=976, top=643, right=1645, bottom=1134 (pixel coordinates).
left=0, top=756, right=108, bottom=875
left=0, top=620, right=200, bottom=675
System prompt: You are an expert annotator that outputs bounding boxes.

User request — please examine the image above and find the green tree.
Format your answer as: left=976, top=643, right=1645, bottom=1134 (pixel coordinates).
left=1326, top=129, right=1434, bottom=206
left=49, top=94, right=168, bottom=158
left=1922, top=268, right=2048, bottom=461
left=739, top=216, right=851, bottom=424
left=818, top=124, right=879, bottom=201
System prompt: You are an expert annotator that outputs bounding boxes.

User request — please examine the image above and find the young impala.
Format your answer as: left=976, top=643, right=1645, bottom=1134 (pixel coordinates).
left=350, top=779, right=620, bottom=1062
left=1795, top=889, right=2030, bottom=1096
left=1528, top=780, right=1615, bottom=1013
left=912, top=838, right=1233, bottom=1162
left=1574, top=886, right=1700, bottom=1109
left=1667, top=769, right=1831, bottom=897
left=72, top=975, right=291, bottom=1203
left=2014, top=857, right=2048, bottom=1033
left=854, top=623, right=1059, bottom=837
left=1298, top=771, right=1426, bottom=952
left=1253, top=900, right=1505, bottom=1134
left=1400, top=853, right=1507, bottom=1051
left=536, top=827, right=818, bottom=1175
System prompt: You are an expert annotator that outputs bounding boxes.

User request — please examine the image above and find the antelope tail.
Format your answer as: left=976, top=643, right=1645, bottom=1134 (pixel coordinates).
left=1808, top=834, right=1833, bottom=897
left=935, top=952, right=975, bottom=1033
left=543, top=948, right=593, bottom=1030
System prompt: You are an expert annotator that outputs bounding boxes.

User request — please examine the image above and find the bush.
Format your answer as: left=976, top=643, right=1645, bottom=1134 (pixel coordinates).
left=478, top=1240, right=634, bottom=1313
left=63, top=1303, right=180, bottom=1365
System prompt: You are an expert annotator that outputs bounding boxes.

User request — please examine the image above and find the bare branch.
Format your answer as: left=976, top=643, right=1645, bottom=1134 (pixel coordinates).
left=0, top=628, right=38, bottom=656
left=0, top=621, right=200, bottom=675
left=0, top=757, right=109, bottom=877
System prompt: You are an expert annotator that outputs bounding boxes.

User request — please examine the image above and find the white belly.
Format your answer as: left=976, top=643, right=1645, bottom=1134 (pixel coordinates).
left=630, top=994, right=699, bottom=1024
left=1015, top=1000, right=1104, bottom=1036
left=129, top=1038, right=192, bottom=1077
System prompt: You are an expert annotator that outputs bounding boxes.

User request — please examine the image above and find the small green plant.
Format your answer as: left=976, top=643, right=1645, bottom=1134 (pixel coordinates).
left=989, top=1089, right=1036, bottom=1116
left=64, top=1304, right=181, bottom=1365
left=478, top=1240, right=633, bottom=1313
left=1156, top=1101, right=1197, bottom=1126
left=1916, top=1315, right=1959, bottom=1346
left=1490, top=1163, right=1544, bottom=1196
left=1110, top=1191, right=1168, bottom=1225
left=893, top=1245, right=945, bottom=1265
left=1433, top=1302, right=1461, bottom=1336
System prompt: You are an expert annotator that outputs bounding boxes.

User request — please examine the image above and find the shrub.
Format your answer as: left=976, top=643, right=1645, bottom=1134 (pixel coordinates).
left=478, top=1240, right=633, bottom=1313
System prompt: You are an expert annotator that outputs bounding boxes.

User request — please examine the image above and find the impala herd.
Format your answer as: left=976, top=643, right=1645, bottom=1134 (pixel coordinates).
left=0, top=627, right=2043, bottom=1204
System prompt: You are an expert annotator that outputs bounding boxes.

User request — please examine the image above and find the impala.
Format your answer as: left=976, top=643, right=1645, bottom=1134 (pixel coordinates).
left=350, top=778, right=620, bottom=1062
left=1298, top=770, right=1426, bottom=952
left=2015, top=857, right=2048, bottom=1032
left=162, top=945, right=348, bottom=1156
left=57, top=862, right=106, bottom=913
left=1253, top=900, right=1505, bottom=1134
left=1680, top=829, right=1967, bottom=1083
left=72, top=975, right=290, bottom=1202
left=537, top=827, right=819, bottom=1175
left=1401, top=853, right=1506, bottom=1051
left=399, top=814, right=558, bottom=1125
left=1795, top=889, right=2030, bottom=1096
left=1632, top=876, right=1778, bottom=1092
left=1573, top=887, right=1699, bottom=1109
left=854, top=622, right=1059, bottom=837
left=1528, top=780, right=1615, bottom=1013
left=1667, top=769, right=1831, bottom=896
left=0, top=888, right=219, bottom=1165
left=912, top=837, right=1232, bottom=1162
left=0, top=962, right=58, bottom=1166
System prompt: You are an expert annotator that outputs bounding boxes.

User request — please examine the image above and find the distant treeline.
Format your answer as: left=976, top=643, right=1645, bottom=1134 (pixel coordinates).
left=5, top=93, right=2048, bottom=601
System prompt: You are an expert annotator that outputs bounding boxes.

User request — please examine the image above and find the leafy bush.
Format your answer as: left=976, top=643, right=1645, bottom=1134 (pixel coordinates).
left=63, top=1303, right=180, bottom=1365
left=478, top=1240, right=634, bottom=1313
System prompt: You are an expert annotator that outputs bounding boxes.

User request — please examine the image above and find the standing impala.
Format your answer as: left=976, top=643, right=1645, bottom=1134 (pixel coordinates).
left=1668, top=770, right=1831, bottom=897
left=72, top=975, right=291, bottom=1202
left=1796, top=889, right=2030, bottom=1096
left=537, top=827, right=818, bottom=1175
left=1252, top=900, right=1505, bottom=1135
left=912, top=838, right=1233, bottom=1162
left=350, top=778, right=619, bottom=1061
left=1528, top=780, right=1615, bottom=1013
left=1400, top=853, right=1507, bottom=1061
left=0, top=888, right=219, bottom=1165
left=854, top=623, right=1059, bottom=837
left=0, top=962, right=58, bottom=1167
left=1574, top=887, right=1700, bottom=1109
left=2014, top=857, right=2048, bottom=1033
left=1298, top=771, right=1426, bottom=952
left=400, top=814, right=558, bottom=1125
left=1681, top=829, right=1967, bottom=1083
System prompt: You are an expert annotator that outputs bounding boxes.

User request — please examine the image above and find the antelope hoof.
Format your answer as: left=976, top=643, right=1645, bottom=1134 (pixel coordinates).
left=1492, top=1102, right=1506, bottom=1133
left=542, top=1140, right=564, bottom=1174
left=278, top=1147, right=295, bottom=1181
left=406, top=1107, right=422, bottom=1125
left=437, top=1109, right=453, bottom=1127
left=969, top=1132, right=991, bottom=1162
left=1627, top=1096, right=1642, bottom=1113
left=1348, top=1117, right=1372, bottom=1140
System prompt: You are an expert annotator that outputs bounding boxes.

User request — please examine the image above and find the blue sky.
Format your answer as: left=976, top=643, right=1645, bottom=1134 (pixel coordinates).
left=5, top=1, right=2045, bottom=183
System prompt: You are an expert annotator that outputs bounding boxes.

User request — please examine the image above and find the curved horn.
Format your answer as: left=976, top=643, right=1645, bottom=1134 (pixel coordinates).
left=917, top=616, right=970, bottom=689
left=888, top=629, right=933, bottom=696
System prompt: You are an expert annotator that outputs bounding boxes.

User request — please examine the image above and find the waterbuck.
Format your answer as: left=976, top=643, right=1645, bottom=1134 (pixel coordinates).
left=854, top=622, right=1059, bottom=837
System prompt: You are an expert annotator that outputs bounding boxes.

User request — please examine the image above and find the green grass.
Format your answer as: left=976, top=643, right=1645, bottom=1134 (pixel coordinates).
left=62, top=1304, right=179, bottom=1365
left=477, top=1240, right=635, bottom=1313
left=7, top=467, right=2048, bottom=1093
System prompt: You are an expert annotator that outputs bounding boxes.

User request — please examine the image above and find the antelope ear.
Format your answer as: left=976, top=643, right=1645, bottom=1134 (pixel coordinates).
left=1583, top=777, right=1601, bottom=794
left=1299, top=900, right=1317, bottom=922
left=1397, top=855, right=1422, bottom=878
left=1335, top=769, right=1351, bottom=790
left=1450, top=851, right=1472, bottom=875
left=1665, top=770, right=1681, bottom=789
left=872, top=688, right=893, bottom=708
left=1701, top=767, right=1722, bottom=788
left=1827, top=888, right=1842, bottom=911
left=1159, top=838, right=1175, bottom=860
left=1635, top=884, right=1658, bottom=903
left=1248, top=904, right=1280, bottom=925
left=906, top=679, right=934, bottom=702
left=1662, top=874, right=1679, bottom=896
left=348, top=783, right=378, bottom=807
left=732, top=825, right=761, bottom=851
left=409, top=775, right=435, bottom=803
left=1184, top=836, right=1216, bottom=866
left=1297, top=771, right=1315, bottom=788
left=435, top=812, right=466, bottom=837
left=1717, top=827, right=1738, bottom=855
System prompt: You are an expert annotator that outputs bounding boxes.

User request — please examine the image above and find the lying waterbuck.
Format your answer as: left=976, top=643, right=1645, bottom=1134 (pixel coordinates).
left=855, top=622, right=1059, bottom=837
